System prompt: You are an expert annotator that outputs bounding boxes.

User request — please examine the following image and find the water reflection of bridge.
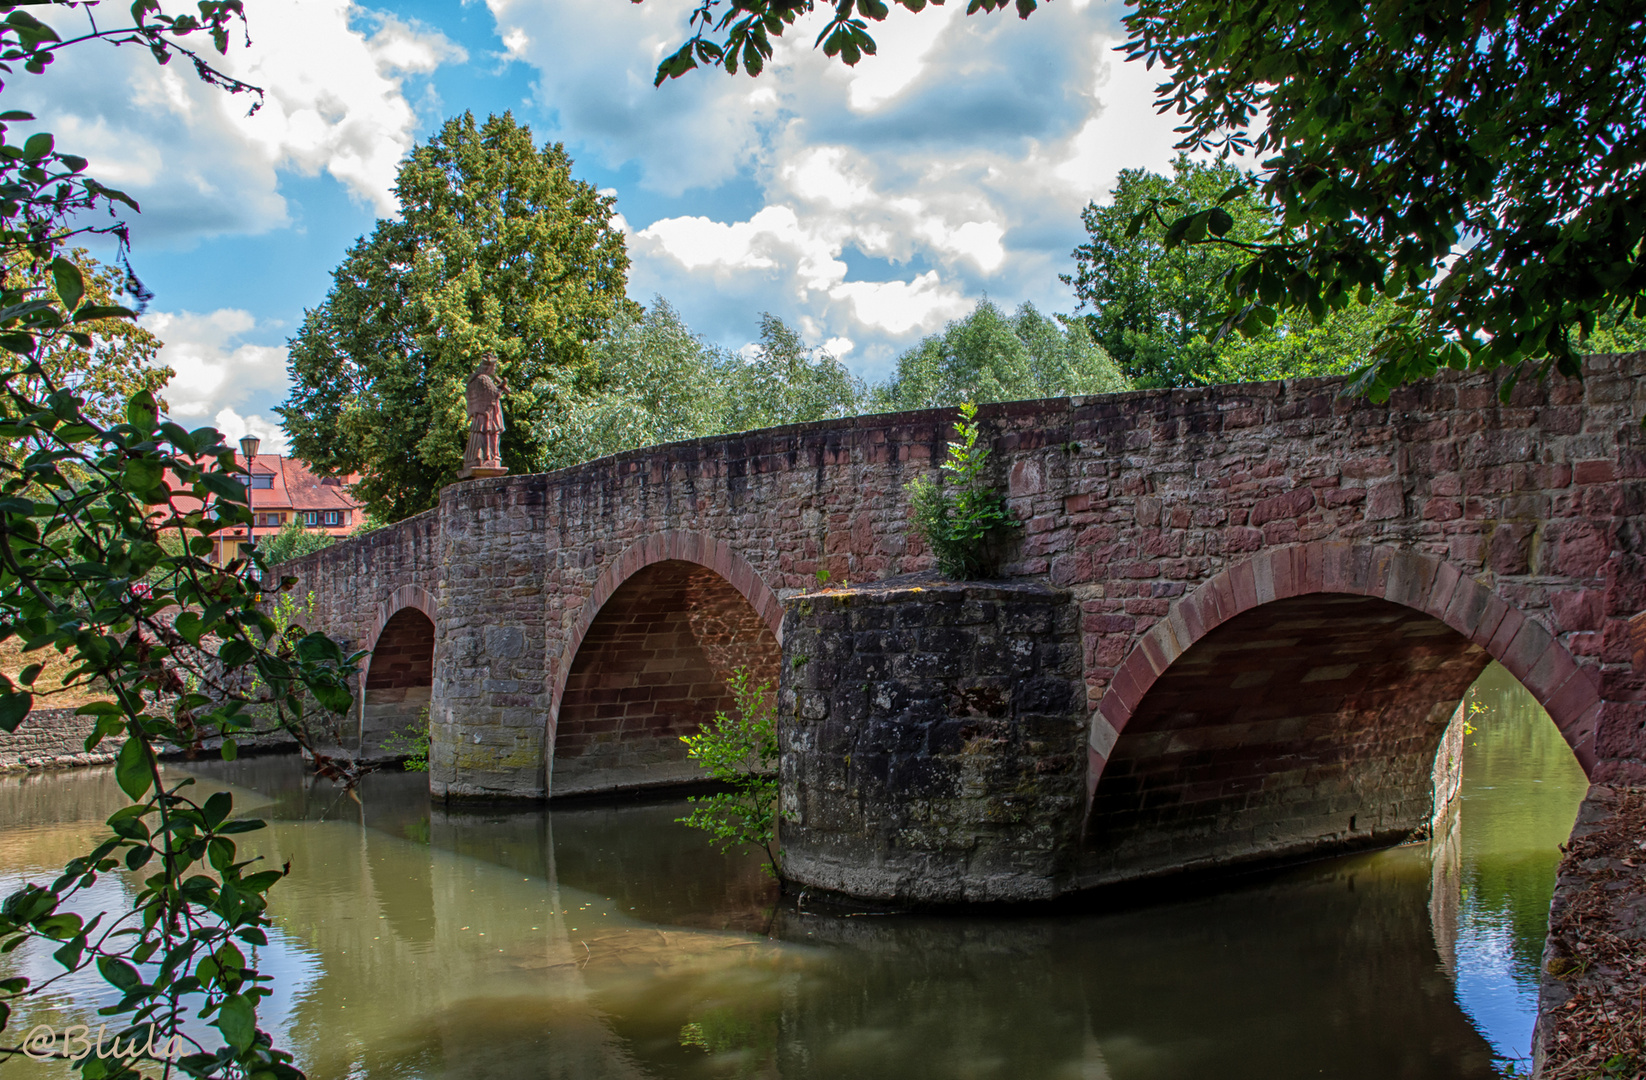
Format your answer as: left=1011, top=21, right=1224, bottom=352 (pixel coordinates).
left=149, top=761, right=1505, bottom=1079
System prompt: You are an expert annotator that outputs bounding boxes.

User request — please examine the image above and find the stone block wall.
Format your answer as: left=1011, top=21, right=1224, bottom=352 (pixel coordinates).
left=428, top=476, right=553, bottom=798
left=0, top=709, right=123, bottom=770
left=779, top=576, right=1087, bottom=903
left=362, top=607, right=435, bottom=757
left=286, top=355, right=1646, bottom=813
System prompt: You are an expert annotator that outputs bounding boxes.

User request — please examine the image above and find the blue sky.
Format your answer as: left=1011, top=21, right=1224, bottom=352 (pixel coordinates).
left=31, top=0, right=1187, bottom=451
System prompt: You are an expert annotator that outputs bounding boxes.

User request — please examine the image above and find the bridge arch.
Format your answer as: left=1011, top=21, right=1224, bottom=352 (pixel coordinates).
left=547, top=532, right=784, bottom=796
left=362, top=584, right=437, bottom=758
left=1083, top=542, right=1601, bottom=877
left=366, top=584, right=437, bottom=654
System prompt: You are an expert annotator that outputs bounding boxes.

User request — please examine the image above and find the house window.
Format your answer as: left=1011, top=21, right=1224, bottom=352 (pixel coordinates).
left=304, top=511, right=318, bottom=526
left=248, top=474, right=274, bottom=489
left=323, top=510, right=340, bottom=526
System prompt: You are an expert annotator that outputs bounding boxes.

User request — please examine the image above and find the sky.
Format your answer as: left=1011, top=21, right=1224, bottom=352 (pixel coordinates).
left=27, top=0, right=1189, bottom=453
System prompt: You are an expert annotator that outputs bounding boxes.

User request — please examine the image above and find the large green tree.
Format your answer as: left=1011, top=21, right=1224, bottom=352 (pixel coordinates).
left=4, top=249, right=173, bottom=428
left=645, top=0, right=1646, bottom=399
left=1067, top=157, right=1393, bottom=387
left=874, top=298, right=1129, bottom=410
left=280, top=112, right=633, bottom=521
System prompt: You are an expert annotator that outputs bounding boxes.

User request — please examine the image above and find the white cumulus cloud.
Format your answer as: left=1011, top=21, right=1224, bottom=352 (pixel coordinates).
left=142, top=309, right=289, bottom=427
left=18, top=0, right=466, bottom=245
left=495, top=0, right=1186, bottom=376
left=213, top=408, right=291, bottom=455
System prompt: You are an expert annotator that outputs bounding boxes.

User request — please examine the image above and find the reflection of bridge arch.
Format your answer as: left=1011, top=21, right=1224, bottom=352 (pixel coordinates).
left=363, top=584, right=438, bottom=758
left=547, top=533, right=783, bottom=797
left=1084, top=543, right=1599, bottom=880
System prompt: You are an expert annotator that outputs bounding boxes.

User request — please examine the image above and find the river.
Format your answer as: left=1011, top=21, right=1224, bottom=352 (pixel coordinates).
left=0, top=662, right=1589, bottom=1079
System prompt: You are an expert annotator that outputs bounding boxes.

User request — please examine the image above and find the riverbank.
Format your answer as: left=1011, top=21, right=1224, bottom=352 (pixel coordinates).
left=1535, top=784, right=1646, bottom=1079
left=0, top=707, right=295, bottom=772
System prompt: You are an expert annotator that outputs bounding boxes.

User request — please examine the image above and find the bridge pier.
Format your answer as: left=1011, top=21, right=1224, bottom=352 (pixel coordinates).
left=779, top=577, right=1088, bottom=903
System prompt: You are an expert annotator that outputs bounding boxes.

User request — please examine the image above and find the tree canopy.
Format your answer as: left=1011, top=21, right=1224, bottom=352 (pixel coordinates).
left=3, top=249, right=172, bottom=429
left=1067, top=157, right=1390, bottom=388
left=645, top=0, right=1646, bottom=398
left=534, top=301, right=866, bottom=471
left=873, top=298, right=1128, bottom=410
left=280, top=112, right=633, bottom=521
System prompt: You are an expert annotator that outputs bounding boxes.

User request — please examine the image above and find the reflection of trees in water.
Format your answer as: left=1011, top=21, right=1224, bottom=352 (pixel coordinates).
left=1458, top=663, right=1588, bottom=985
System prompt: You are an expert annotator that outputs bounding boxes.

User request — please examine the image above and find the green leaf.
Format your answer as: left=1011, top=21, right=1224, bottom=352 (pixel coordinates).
left=71, top=304, right=136, bottom=324
left=175, top=611, right=206, bottom=646
left=124, top=457, right=165, bottom=495
left=97, top=956, right=142, bottom=992
left=126, top=390, right=159, bottom=431
left=0, top=690, right=30, bottom=733
left=215, top=993, right=256, bottom=1051
left=50, top=257, right=84, bottom=311
left=312, top=681, right=352, bottom=714
left=114, top=737, right=153, bottom=801
left=204, top=790, right=232, bottom=828
left=21, top=132, right=53, bottom=161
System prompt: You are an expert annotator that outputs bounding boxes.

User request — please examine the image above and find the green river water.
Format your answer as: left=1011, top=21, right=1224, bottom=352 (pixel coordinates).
left=0, top=662, right=1590, bottom=1079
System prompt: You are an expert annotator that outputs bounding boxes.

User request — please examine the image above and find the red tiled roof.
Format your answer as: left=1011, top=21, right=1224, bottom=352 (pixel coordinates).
left=165, top=454, right=366, bottom=542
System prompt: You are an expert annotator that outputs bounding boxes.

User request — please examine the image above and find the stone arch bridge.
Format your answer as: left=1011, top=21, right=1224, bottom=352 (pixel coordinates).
left=284, top=353, right=1646, bottom=900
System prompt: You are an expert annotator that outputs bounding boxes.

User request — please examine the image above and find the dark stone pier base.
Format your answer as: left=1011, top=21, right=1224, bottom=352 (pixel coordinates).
left=778, top=575, right=1087, bottom=904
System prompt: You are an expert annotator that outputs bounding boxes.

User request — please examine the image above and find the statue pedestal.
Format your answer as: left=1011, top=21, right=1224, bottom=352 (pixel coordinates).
left=458, top=466, right=508, bottom=480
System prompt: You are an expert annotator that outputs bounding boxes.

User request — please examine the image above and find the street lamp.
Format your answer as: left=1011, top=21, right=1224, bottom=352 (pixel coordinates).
left=240, top=435, right=260, bottom=550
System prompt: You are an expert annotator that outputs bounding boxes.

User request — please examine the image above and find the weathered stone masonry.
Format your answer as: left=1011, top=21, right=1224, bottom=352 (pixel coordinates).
left=282, top=353, right=1646, bottom=881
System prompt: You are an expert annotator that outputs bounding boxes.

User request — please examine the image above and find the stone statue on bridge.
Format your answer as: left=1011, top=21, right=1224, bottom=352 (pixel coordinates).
left=460, top=353, right=508, bottom=480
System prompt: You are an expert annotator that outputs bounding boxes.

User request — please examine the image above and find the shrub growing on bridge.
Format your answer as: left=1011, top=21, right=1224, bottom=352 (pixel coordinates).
left=907, top=403, right=1018, bottom=579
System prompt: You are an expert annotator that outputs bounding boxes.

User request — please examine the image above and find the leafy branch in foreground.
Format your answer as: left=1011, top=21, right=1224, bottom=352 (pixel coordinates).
left=679, top=667, right=781, bottom=879
left=907, top=402, right=1017, bottom=579
left=0, top=5, right=354, bottom=1076
left=0, top=317, right=360, bottom=1077
left=646, top=0, right=1038, bottom=86
left=0, top=1, right=263, bottom=278
left=1119, top=0, right=1646, bottom=400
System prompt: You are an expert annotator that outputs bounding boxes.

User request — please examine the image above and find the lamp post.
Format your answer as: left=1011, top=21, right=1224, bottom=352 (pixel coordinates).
left=239, top=435, right=260, bottom=550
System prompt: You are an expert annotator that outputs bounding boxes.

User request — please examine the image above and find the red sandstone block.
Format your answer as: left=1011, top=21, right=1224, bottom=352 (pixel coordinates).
left=1230, top=559, right=1259, bottom=612
left=1250, top=487, right=1316, bottom=527
left=1423, top=560, right=1463, bottom=620
left=1496, top=618, right=1553, bottom=682
left=1543, top=665, right=1601, bottom=730
left=1574, top=459, right=1615, bottom=485
left=1521, top=643, right=1578, bottom=702
left=1551, top=589, right=1604, bottom=633
left=1138, top=630, right=1175, bottom=676
left=1366, top=481, right=1405, bottom=520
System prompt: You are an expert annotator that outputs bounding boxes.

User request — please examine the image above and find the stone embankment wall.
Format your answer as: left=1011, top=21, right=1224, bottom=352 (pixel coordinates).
left=1533, top=783, right=1646, bottom=1077
left=779, top=576, right=1087, bottom=903
left=1, top=709, right=295, bottom=772
left=0, top=709, right=123, bottom=770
